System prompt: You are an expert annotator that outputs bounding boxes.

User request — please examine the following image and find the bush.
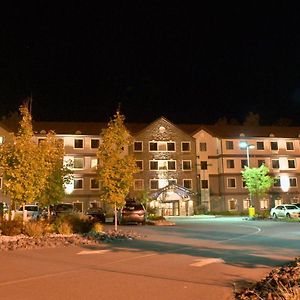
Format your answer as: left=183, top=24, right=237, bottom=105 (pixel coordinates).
left=91, top=222, right=104, bottom=233
left=23, top=220, right=54, bottom=237
left=56, top=221, right=73, bottom=235
left=0, top=219, right=23, bottom=236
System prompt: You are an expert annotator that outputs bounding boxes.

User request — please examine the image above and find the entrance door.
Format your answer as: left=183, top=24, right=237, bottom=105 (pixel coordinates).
left=162, top=201, right=179, bottom=216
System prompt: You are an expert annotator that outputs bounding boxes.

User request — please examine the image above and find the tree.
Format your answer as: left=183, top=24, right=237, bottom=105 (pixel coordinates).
left=0, top=103, right=66, bottom=220
left=243, top=112, right=260, bottom=126
left=97, top=110, right=138, bottom=230
left=241, top=165, right=274, bottom=209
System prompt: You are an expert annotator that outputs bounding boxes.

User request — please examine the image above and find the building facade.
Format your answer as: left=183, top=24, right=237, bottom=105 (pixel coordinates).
left=1, top=117, right=300, bottom=215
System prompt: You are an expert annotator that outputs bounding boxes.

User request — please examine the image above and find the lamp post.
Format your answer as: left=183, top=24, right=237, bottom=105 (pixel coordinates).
left=240, top=141, right=255, bottom=217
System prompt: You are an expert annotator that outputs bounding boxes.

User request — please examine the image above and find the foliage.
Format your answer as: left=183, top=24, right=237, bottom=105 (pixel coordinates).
left=137, top=189, right=150, bottom=207
left=241, top=164, right=274, bottom=198
left=23, top=220, right=54, bottom=237
left=97, top=110, right=138, bottom=208
left=91, top=222, right=104, bottom=233
left=0, top=219, right=23, bottom=236
left=0, top=103, right=67, bottom=210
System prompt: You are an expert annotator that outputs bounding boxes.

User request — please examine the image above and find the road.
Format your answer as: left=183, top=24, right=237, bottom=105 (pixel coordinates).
left=0, top=216, right=299, bottom=300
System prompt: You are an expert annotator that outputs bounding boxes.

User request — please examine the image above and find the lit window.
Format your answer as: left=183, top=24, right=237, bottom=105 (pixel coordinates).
left=226, top=141, right=234, bottom=150
left=181, top=142, right=191, bottom=152
left=183, top=179, right=192, bottom=189
left=286, top=141, right=294, bottom=150
left=135, top=160, right=143, bottom=171
left=243, top=199, right=250, bottom=210
left=270, top=142, right=278, bottom=151
left=74, top=157, right=84, bottom=169
left=91, top=139, right=100, bottom=149
left=227, top=178, right=236, bottom=188
left=260, top=199, right=268, bottom=209
left=200, top=142, right=207, bottom=151
left=0, top=136, right=4, bottom=144
left=134, top=141, right=143, bottom=152
left=0, top=177, right=2, bottom=189
left=74, top=179, right=83, bottom=189
left=182, top=160, right=192, bottom=170
left=228, top=199, right=237, bottom=210
left=226, top=159, right=235, bottom=168
left=90, top=179, right=99, bottom=189
left=90, top=158, right=98, bottom=168
left=74, top=139, right=84, bottom=149
left=134, top=179, right=144, bottom=190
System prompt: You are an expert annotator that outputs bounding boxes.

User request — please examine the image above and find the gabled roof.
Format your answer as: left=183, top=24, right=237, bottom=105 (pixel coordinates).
left=149, top=184, right=195, bottom=200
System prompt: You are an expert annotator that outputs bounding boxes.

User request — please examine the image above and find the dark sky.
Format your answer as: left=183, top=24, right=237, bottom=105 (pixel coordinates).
left=1, top=2, right=300, bottom=125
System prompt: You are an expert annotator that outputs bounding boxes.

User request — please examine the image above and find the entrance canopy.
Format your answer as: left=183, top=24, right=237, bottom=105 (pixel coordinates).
left=149, top=184, right=195, bottom=201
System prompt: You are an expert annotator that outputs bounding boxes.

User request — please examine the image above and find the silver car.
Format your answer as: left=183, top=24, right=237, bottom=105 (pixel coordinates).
left=270, top=204, right=300, bottom=219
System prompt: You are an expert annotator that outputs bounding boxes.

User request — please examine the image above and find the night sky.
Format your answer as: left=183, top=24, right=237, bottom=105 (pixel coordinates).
left=1, top=3, right=300, bottom=125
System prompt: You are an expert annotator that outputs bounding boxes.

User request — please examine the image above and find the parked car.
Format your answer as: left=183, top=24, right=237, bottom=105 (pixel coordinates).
left=270, top=204, right=300, bottom=219
left=117, top=201, right=146, bottom=225
left=86, top=207, right=106, bottom=223
left=50, top=203, right=74, bottom=217
left=15, top=204, right=41, bottom=220
left=292, top=203, right=300, bottom=208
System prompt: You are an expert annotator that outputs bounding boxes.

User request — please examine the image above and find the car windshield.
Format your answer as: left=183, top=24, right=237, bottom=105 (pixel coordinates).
left=285, top=205, right=298, bottom=210
left=53, top=204, right=73, bottom=211
left=123, top=204, right=144, bottom=211
left=19, top=206, right=38, bottom=211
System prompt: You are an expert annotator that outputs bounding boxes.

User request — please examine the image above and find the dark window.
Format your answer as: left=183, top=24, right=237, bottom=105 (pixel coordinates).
left=288, top=159, right=296, bottom=168
left=201, top=180, right=208, bottom=189
left=200, top=143, right=207, bottom=151
left=201, top=161, right=207, bottom=170
left=226, top=141, right=234, bottom=150
left=258, top=160, right=265, bottom=167
left=134, top=141, right=143, bottom=151
left=182, top=161, right=191, bottom=170
left=290, top=177, right=297, bottom=187
left=150, top=180, right=159, bottom=190
left=90, top=179, right=99, bottom=189
left=74, top=139, right=83, bottom=149
left=135, top=160, right=143, bottom=170
left=149, top=142, right=158, bottom=151
left=272, top=160, right=280, bottom=169
left=181, top=142, right=190, bottom=152
left=273, top=178, right=280, bottom=187
left=91, top=139, right=99, bottom=149
left=241, top=159, right=248, bottom=168
left=183, top=179, right=192, bottom=189
left=227, top=160, right=235, bottom=168
left=227, top=178, right=236, bottom=188
left=74, top=179, right=83, bottom=189
left=286, top=142, right=294, bottom=150
left=167, top=142, right=175, bottom=151
left=271, top=142, right=278, bottom=151
left=256, top=141, right=264, bottom=150
left=150, top=161, right=158, bottom=170
left=168, top=161, right=176, bottom=170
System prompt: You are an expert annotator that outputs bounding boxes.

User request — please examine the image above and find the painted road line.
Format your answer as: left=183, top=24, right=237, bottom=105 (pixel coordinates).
left=77, top=249, right=110, bottom=255
left=190, top=258, right=224, bottom=267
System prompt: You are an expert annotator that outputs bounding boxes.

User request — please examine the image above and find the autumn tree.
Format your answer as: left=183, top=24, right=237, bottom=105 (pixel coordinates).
left=241, top=165, right=274, bottom=210
left=97, top=110, right=138, bottom=230
left=0, top=103, right=66, bottom=219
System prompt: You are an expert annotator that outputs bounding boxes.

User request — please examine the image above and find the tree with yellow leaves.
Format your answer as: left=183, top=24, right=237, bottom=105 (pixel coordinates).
left=97, top=110, right=138, bottom=230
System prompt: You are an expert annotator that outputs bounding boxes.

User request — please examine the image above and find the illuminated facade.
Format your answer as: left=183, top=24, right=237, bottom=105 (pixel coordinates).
left=1, top=118, right=300, bottom=215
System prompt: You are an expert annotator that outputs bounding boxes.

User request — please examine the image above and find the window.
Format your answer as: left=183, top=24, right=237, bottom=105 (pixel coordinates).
left=243, top=199, right=250, bottom=210
left=0, top=136, right=4, bottom=144
left=290, top=177, right=297, bottom=187
left=260, top=199, right=268, bottom=209
left=200, top=142, right=207, bottom=151
left=90, top=178, right=99, bottom=189
left=0, top=177, right=2, bottom=189
left=91, top=139, right=100, bottom=149
left=228, top=199, right=237, bottom=210
left=74, top=179, right=83, bottom=189
left=149, top=160, right=176, bottom=171
left=270, top=141, right=278, bottom=151
left=201, top=180, right=208, bottom=189
left=183, top=179, right=192, bottom=189
left=168, top=179, right=177, bottom=185
left=201, top=161, right=207, bottom=170
left=181, top=142, right=191, bottom=152
left=226, top=141, right=234, bottom=150
left=150, top=179, right=159, bottom=190
left=286, top=141, right=294, bottom=150
left=288, top=159, right=296, bottom=168
left=38, top=138, right=45, bottom=145
left=227, top=178, right=236, bottom=188
left=134, top=179, right=144, bottom=190
left=273, top=178, right=280, bottom=187
left=135, top=160, right=143, bottom=171
left=242, top=180, right=247, bottom=188
left=74, top=139, right=83, bottom=149
left=226, top=159, right=235, bottom=168
left=241, top=159, right=248, bottom=168
left=149, top=141, right=175, bottom=152
left=272, top=159, right=280, bottom=169
left=182, top=160, right=192, bottom=170
left=275, top=199, right=282, bottom=206
left=256, top=141, right=264, bottom=150
left=73, top=202, right=83, bottom=212
left=90, top=158, right=98, bottom=168
left=74, top=157, right=84, bottom=169
left=134, top=141, right=143, bottom=152
left=258, top=160, right=265, bottom=167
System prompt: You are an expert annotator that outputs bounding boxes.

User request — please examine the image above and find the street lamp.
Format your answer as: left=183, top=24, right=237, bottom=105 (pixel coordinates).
left=240, top=141, right=255, bottom=217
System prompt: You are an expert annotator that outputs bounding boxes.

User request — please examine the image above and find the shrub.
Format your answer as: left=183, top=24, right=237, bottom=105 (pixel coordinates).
left=91, top=222, right=104, bottom=233
left=56, top=222, right=73, bottom=235
left=0, top=219, right=23, bottom=236
left=23, top=220, right=54, bottom=237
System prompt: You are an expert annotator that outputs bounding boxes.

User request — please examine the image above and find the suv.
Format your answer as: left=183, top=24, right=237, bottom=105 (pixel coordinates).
left=50, top=203, right=74, bottom=217
left=270, top=204, right=300, bottom=219
left=118, top=201, right=146, bottom=225
left=86, top=207, right=106, bottom=223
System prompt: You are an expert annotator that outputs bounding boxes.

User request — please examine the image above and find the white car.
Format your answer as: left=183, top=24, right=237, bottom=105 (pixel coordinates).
left=270, top=204, right=300, bottom=219
left=15, top=205, right=41, bottom=220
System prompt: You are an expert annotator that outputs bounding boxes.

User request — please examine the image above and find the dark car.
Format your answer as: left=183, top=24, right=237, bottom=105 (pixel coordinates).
left=50, top=203, right=74, bottom=217
left=118, top=201, right=146, bottom=225
left=86, top=207, right=106, bottom=223
left=292, top=203, right=300, bottom=209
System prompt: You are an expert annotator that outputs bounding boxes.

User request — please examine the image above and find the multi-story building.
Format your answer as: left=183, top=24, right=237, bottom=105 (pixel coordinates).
left=1, top=116, right=300, bottom=215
